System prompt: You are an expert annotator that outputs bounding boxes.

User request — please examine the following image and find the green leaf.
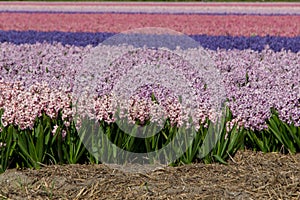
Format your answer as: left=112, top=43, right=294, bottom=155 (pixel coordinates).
left=17, top=132, right=39, bottom=169
left=213, top=155, right=227, bottom=165
left=35, top=123, right=45, bottom=162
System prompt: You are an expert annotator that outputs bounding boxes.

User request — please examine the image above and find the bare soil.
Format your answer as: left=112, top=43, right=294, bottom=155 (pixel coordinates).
left=0, top=150, right=299, bottom=199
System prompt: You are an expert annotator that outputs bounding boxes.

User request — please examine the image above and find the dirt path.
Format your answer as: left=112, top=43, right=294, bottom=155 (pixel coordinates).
left=0, top=150, right=299, bottom=199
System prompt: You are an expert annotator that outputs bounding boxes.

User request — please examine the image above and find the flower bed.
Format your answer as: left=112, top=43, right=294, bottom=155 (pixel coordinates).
left=0, top=2, right=299, bottom=173
left=1, top=13, right=299, bottom=37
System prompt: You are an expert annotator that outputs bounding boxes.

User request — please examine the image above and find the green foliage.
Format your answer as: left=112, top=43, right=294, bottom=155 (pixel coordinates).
left=16, top=113, right=54, bottom=169
left=0, top=123, right=18, bottom=173
left=0, top=106, right=300, bottom=174
left=267, top=110, right=300, bottom=154
left=244, top=110, right=300, bottom=154
left=207, top=107, right=246, bottom=164
left=0, top=110, right=87, bottom=172
left=178, top=107, right=246, bottom=165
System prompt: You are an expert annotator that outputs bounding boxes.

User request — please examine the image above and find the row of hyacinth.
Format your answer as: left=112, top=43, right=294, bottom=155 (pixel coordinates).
left=0, top=42, right=299, bottom=131
left=1, top=2, right=299, bottom=15
left=0, top=12, right=299, bottom=37
left=1, top=31, right=299, bottom=53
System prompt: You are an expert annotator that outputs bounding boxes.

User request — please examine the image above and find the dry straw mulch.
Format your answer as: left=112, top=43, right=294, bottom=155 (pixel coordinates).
left=0, top=150, right=299, bottom=199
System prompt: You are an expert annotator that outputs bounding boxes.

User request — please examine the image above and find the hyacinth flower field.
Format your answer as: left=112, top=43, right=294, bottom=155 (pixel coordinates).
left=0, top=2, right=300, bottom=199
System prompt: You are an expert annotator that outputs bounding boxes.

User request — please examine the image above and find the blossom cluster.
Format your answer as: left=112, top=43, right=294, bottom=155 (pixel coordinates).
left=0, top=81, right=73, bottom=130
left=0, top=42, right=89, bottom=91
left=210, top=47, right=299, bottom=130
left=74, top=46, right=217, bottom=130
left=0, top=42, right=298, bottom=131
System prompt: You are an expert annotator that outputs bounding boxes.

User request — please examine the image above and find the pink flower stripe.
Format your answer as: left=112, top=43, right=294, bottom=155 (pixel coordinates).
left=1, top=2, right=299, bottom=15
left=0, top=13, right=299, bottom=37
left=0, top=2, right=299, bottom=7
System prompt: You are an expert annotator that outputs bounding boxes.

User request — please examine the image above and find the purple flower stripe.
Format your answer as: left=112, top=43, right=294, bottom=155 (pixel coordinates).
left=0, top=31, right=299, bottom=52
